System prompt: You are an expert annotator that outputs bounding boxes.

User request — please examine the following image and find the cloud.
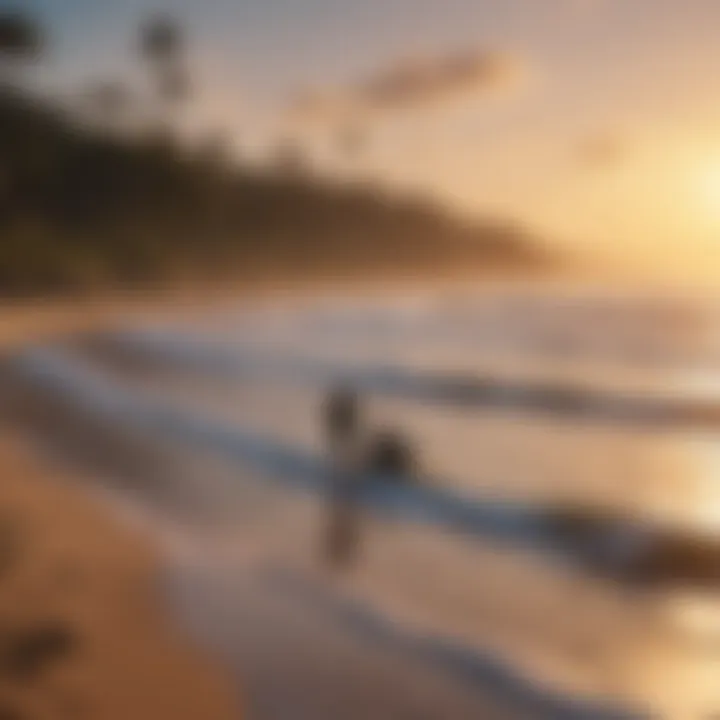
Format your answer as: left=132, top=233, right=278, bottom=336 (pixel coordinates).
left=358, top=51, right=522, bottom=110
left=287, top=49, right=526, bottom=127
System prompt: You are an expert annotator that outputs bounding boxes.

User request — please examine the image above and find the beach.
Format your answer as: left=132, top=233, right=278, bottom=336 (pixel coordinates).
left=2, top=287, right=720, bottom=719
left=0, top=300, right=241, bottom=720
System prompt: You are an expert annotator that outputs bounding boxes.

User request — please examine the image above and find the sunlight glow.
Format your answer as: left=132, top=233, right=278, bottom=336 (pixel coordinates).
left=694, top=162, right=720, bottom=229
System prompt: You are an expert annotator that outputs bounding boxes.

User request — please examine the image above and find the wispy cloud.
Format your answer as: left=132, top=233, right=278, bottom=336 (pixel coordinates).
left=287, top=49, right=526, bottom=127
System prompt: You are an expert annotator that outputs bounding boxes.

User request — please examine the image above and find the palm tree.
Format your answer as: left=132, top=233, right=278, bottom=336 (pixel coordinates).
left=0, top=10, right=43, bottom=86
left=157, top=64, right=191, bottom=107
left=139, top=14, right=190, bottom=129
left=85, top=81, right=132, bottom=133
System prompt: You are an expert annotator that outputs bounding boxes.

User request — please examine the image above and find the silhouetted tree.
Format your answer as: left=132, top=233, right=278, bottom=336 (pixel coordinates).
left=141, top=14, right=181, bottom=66
left=139, top=14, right=190, bottom=129
left=84, top=81, right=133, bottom=133
left=157, top=64, right=191, bottom=106
left=0, top=10, right=43, bottom=86
left=0, top=85, right=546, bottom=294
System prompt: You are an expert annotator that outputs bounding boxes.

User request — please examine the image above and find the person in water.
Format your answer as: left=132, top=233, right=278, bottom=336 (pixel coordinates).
left=320, top=386, right=417, bottom=570
left=321, top=386, right=365, bottom=569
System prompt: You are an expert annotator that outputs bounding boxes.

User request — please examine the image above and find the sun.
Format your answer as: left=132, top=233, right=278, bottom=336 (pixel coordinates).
left=694, top=164, right=720, bottom=224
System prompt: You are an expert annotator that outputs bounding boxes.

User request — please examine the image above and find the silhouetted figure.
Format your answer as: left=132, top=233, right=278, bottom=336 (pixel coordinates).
left=321, top=387, right=365, bottom=570
left=320, top=389, right=421, bottom=570
left=323, top=386, right=360, bottom=446
left=323, top=495, right=363, bottom=570
left=364, top=429, right=416, bottom=480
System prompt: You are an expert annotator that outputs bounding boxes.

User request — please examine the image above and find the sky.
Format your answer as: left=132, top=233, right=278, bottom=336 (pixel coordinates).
left=26, top=0, right=720, bottom=278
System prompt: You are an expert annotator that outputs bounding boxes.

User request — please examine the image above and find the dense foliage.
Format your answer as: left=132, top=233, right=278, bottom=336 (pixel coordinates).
left=0, top=88, right=546, bottom=294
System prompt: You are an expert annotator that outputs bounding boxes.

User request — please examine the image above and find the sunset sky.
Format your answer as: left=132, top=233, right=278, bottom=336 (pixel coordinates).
left=31, top=0, right=720, bottom=277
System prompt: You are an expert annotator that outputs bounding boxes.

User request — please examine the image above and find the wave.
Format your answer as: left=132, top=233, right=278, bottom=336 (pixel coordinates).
left=83, top=327, right=720, bottom=431
left=0, top=345, right=653, bottom=720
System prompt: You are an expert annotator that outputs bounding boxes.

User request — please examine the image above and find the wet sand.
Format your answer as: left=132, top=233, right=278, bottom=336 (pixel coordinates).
left=0, top=434, right=240, bottom=719
left=0, top=300, right=241, bottom=719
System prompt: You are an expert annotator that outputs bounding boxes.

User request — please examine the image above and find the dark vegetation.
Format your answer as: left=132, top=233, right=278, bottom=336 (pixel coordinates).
left=0, top=9, right=547, bottom=295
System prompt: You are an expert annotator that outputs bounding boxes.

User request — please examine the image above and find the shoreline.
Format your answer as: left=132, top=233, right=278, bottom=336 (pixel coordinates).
left=0, top=303, right=242, bottom=718
left=0, top=278, right=714, bottom=720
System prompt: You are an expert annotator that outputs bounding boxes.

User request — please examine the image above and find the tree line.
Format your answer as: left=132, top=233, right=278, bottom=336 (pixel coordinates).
left=0, top=9, right=547, bottom=294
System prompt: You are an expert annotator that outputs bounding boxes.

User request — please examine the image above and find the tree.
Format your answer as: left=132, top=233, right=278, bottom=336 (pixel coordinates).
left=0, top=10, right=43, bottom=86
left=139, top=14, right=190, bottom=129
left=84, top=81, right=133, bottom=133
left=141, top=14, right=181, bottom=67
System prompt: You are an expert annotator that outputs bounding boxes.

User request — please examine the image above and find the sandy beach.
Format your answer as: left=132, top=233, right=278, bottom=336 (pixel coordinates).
left=0, top=300, right=241, bottom=719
